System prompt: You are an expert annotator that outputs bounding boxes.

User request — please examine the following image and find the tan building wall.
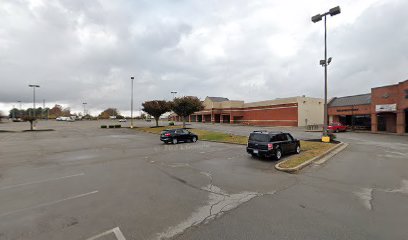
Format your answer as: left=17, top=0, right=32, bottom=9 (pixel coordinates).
left=297, top=97, right=324, bottom=126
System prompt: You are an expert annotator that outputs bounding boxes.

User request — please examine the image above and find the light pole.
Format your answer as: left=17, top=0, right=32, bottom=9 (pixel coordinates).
left=42, top=99, right=45, bottom=119
left=28, top=84, right=40, bottom=118
left=17, top=100, right=22, bottom=118
left=171, top=91, right=177, bottom=99
left=130, top=76, right=134, bottom=128
left=311, top=6, right=341, bottom=137
left=83, top=102, right=87, bottom=117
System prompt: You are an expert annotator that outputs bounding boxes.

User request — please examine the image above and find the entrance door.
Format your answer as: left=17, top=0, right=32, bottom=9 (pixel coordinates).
left=405, top=109, right=408, bottom=133
left=378, top=115, right=386, bottom=131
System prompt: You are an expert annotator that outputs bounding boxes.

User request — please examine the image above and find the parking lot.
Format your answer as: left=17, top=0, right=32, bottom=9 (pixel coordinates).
left=0, top=120, right=408, bottom=240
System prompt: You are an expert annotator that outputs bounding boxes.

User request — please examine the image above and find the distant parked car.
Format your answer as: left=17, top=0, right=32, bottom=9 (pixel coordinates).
left=118, top=119, right=127, bottom=122
left=246, top=131, right=300, bottom=160
left=160, top=129, right=198, bottom=144
left=12, top=118, right=24, bottom=122
left=328, top=122, right=347, bottom=132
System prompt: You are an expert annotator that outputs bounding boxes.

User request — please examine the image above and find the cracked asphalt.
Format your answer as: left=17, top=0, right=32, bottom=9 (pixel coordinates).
left=0, top=120, right=407, bottom=240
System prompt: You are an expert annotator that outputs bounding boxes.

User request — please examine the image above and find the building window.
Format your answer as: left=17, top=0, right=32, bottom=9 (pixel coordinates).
left=405, top=89, right=408, bottom=99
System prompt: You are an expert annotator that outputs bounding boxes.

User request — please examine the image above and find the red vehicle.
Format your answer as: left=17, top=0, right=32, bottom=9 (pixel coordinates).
left=328, top=122, right=347, bottom=132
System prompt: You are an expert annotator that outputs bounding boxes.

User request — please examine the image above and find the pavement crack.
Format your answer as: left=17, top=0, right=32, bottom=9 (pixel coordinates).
left=155, top=185, right=275, bottom=240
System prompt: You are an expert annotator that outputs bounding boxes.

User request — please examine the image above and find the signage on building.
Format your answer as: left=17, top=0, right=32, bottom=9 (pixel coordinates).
left=375, top=104, right=397, bottom=112
left=336, top=108, right=358, bottom=112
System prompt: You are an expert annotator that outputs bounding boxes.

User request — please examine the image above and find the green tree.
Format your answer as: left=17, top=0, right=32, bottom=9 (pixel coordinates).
left=22, top=116, right=36, bottom=130
left=142, top=100, right=172, bottom=127
left=99, top=108, right=119, bottom=119
left=171, top=96, right=204, bottom=128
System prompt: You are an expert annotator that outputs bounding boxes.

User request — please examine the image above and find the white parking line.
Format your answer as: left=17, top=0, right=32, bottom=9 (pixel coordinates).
left=86, top=227, right=126, bottom=240
left=0, top=173, right=85, bottom=191
left=0, top=190, right=98, bottom=218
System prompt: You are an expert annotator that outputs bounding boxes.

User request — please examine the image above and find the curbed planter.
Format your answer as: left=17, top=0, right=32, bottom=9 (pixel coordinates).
left=275, top=142, right=348, bottom=173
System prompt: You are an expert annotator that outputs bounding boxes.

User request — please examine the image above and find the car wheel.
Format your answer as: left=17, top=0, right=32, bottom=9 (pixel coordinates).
left=335, top=129, right=339, bottom=133
left=275, top=149, right=282, bottom=160
left=296, top=145, right=301, bottom=154
left=192, top=137, right=197, bottom=143
left=172, top=138, right=178, bottom=144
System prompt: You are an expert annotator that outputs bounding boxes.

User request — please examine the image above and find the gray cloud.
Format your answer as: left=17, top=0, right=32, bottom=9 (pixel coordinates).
left=0, top=0, right=407, bottom=115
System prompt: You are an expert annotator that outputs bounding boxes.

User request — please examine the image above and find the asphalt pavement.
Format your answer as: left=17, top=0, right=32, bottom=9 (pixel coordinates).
left=0, top=120, right=407, bottom=240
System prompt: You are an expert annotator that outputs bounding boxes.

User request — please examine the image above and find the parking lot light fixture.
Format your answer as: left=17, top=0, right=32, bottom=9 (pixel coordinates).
left=28, top=84, right=40, bottom=118
left=130, top=76, right=134, bottom=128
left=311, top=6, right=341, bottom=138
left=83, top=102, right=87, bottom=117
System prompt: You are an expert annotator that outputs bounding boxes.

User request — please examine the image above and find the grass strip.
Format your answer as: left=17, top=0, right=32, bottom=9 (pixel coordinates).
left=135, top=126, right=333, bottom=168
left=277, top=141, right=334, bottom=169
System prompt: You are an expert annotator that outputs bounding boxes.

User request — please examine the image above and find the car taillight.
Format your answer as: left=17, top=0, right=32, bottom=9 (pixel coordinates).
left=267, top=143, right=273, bottom=150
left=165, top=133, right=171, bottom=136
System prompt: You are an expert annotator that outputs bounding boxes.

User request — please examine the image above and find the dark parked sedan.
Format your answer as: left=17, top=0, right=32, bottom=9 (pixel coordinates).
left=160, top=129, right=198, bottom=144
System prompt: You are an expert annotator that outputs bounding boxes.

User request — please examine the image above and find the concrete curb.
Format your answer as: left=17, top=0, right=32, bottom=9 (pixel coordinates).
left=275, top=142, right=348, bottom=174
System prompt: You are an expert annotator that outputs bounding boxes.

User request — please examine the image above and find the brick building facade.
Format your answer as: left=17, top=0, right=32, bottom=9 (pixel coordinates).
left=170, top=96, right=324, bottom=127
left=328, top=79, right=408, bottom=135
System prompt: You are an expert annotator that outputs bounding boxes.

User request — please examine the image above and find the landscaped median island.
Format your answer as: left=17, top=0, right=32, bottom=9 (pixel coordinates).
left=276, top=141, right=334, bottom=169
left=134, top=126, right=248, bottom=144
left=133, top=126, right=342, bottom=173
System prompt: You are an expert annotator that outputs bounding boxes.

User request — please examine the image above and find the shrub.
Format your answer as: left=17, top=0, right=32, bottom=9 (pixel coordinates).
left=169, top=121, right=175, bottom=126
left=101, top=125, right=107, bottom=128
left=108, top=125, right=115, bottom=128
left=115, top=125, right=121, bottom=128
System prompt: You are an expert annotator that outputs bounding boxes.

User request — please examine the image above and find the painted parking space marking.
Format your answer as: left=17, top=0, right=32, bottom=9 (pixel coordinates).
left=86, top=227, right=126, bottom=240
left=0, top=190, right=98, bottom=218
left=0, top=173, right=85, bottom=191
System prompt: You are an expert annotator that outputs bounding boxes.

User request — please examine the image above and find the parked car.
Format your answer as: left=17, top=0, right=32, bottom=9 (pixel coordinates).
left=246, top=131, right=300, bottom=160
left=328, top=122, right=347, bottom=132
left=160, top=128, right=198, bottom=144
left=118, top=119, right=127, bottom=122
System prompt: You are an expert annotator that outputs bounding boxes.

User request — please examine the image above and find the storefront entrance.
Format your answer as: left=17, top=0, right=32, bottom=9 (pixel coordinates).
left=405, top=109, right=408, bottom=133
left=338, top=115, right=371, bottom=130
left=377, top=113, right=397, bottom=133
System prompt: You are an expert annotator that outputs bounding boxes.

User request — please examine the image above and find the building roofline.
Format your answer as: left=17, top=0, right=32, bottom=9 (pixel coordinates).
left=331, top=93, right=371, bottom=99
left=371, top=79, right=408, bottom=90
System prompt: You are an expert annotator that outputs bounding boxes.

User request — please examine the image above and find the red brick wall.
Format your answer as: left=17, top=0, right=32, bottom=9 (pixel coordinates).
left=371, top=80, right=408, bottom=134
left=227, top=103, right=298, bottom=126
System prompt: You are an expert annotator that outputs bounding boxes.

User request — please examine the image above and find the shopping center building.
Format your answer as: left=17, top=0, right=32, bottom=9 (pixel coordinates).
left=170, top=96, right=324, bottom=127
left=328, top=79, right=408, bottom=134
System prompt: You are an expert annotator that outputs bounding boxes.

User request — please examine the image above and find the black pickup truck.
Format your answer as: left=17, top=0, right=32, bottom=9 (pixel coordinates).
left=246, top=131, right=300, bottom=160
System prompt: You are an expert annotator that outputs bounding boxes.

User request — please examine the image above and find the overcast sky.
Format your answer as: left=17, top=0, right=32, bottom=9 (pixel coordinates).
left=0, top=0, right=407, bottom=116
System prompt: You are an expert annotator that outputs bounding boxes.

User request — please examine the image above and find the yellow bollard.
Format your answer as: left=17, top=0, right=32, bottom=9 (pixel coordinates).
left=322, top=136, right=331, bottom=143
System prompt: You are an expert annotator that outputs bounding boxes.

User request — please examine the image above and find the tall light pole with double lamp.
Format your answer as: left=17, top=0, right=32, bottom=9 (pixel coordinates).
left=83, top=102, right=87, bottom=117
left=171, top=91, right=177, bottom=99
left=311, top=6, right=341, bottom=139
left=28, top=84, right=40, bottom=118
left=130, top=76, right=134, bottom=128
